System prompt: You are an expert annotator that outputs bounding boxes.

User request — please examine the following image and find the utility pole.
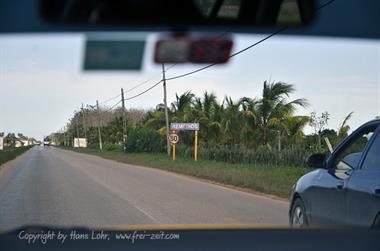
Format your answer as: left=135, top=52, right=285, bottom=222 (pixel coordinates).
left=75, top=114, right=80, bottom=147
left=96, top=100, right=103, bottom=150
left=121, top=88, right=127, bottom=151
left=66, top=125, right=70, bottom=147
left=68, top=128, right=72, bottom=147
left=63, top=126, right=66, bottom=146
left=162, top=63, right=170, bottom=156
left=81, top=103, right=87, bottom=139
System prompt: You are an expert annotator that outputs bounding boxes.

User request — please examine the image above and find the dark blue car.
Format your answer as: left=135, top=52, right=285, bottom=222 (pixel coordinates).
left=289, top=119, right=380, bottom=227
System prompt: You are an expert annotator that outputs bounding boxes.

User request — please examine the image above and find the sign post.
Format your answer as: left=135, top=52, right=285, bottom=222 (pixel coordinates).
left=170, top=123, right=199, bottom=161
left=172, top=144, right=176, bottom=161
left=169, top=130, right=179, bottom=161
left=0, top=137, right=3, bottom=151
left=194, top=131, right=198, bottom=161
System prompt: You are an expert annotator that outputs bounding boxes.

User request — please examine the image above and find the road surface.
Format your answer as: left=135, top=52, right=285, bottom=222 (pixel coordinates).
left=0, top=146, right=288, bottom=230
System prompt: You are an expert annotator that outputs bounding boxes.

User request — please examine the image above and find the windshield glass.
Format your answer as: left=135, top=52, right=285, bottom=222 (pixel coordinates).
left=0, top=32, right=379, bottom=231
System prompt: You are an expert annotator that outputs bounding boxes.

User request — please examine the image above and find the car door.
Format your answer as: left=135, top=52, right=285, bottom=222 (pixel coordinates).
left=308, top=168, right=346, bottom=225
left=311, top=123, right=378, bottom=225
left=346, top=124, right=380, bottom=226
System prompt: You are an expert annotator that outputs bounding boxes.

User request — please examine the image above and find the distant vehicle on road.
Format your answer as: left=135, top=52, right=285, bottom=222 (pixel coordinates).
left=289, top=119, right=380, bottom=227
left=43, top=136, right=50, bottom=146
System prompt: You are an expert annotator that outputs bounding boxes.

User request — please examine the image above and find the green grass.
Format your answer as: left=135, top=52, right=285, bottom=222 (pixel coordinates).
left=62, top=147, right=310, bottom=199
left=0, top=146, right=34, bottom=166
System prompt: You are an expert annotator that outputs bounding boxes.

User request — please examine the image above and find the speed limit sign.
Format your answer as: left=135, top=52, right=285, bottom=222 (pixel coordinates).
left=169, top=133, right=179, bottom=144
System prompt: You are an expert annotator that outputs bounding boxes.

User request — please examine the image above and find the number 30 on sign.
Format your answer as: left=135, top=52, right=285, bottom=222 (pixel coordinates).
left=169, top=133, right=179, bottom=144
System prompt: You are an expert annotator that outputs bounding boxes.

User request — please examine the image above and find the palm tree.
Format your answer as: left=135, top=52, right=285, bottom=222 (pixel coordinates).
left=283, top=115, right=310, bottom=146
left=245, top=81, right=308, bottom=148
left=170, top=91, right=195, bottom=122
left=337, top=111, right=353, bottom=143
left=145, top=104, right=168, bottom=134
left=190, top=91, right=223, bottom=146
left=241, top=97, right=260, bottom=148
left=221, top=96, right=242, bottom=146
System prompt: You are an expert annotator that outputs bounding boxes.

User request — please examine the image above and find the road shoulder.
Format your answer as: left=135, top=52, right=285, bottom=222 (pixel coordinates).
left=58, top=147, right=289, bottom=204
left=0, top=146, right=35, bottom=191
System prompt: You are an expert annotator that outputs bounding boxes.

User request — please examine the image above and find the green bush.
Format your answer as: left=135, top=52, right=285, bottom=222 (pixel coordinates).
left=123, top=129, right=314, bottom=167
left=126, top=127, right=165, bottom=153
left=0, top=146, right=33, bottom=165
left=176, top=144, right=313, bottom=168
left=103, top=144, right=123, bottom=151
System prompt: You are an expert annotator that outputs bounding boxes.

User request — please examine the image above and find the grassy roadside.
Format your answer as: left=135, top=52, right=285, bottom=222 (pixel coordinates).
left=62, top=147, right=310, bottom=199
left=0, top=146, right=34, bottom=166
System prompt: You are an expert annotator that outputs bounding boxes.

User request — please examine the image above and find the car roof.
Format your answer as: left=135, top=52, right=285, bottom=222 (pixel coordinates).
left=364, top=119, right=380, bottom=125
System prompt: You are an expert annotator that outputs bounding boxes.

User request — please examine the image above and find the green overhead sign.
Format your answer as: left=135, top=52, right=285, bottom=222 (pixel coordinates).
left=83, top=40, right=145, bottom=71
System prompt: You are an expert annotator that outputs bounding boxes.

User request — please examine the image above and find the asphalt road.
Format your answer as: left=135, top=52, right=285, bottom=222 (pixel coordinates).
left=0, top=146, right=288, bottom=230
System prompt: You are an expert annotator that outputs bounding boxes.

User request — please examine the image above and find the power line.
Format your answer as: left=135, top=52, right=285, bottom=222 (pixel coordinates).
left=229, top=27, right=286, bottom=58
left=95, top=30, right=226, bottom=104
left=99, top=93, right=121, bottom=105
left=90, top=68, right=172, bottom=111
left=94, top=29, right=229, bottom=104
left=121, top=64, right=177, bottom=95
left=165, top=63, right=177, bottom=71
left=92, top=0, right=337, bottom=104
left=124, top=80, right=163, bottom=101
left=158, top=31, right=230, bottom=79
left=165, top=0, right=336, bottom=81
left=166, top=62, right=218, bottom=81
left=123, top=75, right=161, bottom=94
left=97, top=64, right=177, bottom=104
left=124, top=29, right=286, bottom=98
left=164, top=27, right=286, bottom=81
left=106, top=99, right=122, bottom=112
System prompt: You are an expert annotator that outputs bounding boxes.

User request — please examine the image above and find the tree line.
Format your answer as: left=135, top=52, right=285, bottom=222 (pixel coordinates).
left=52, top=81, right=355, bottom=167
left=0, top=132, right=38, bottom=147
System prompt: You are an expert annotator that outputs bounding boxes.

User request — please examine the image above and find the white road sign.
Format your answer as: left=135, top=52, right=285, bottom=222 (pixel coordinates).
left=74, top=138, right=88, bottom=148
left=170, top=123, right=199, bottom=131
left=0, top=137, right=3, bottom=150
left=169, top=133, right=179, bottom=144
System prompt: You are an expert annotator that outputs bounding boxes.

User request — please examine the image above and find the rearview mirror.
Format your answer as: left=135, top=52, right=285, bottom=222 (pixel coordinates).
left=39, top=0, right=315, bottom=29
left=306, top=153, right=326, bottom=169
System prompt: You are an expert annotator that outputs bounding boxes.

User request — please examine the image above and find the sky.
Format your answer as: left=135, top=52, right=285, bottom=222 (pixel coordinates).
left=0, top=32, right=379, bottom=140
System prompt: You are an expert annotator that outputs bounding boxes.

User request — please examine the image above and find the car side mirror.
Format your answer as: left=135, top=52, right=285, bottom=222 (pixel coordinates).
left=306, top=153, right=326, bottom=169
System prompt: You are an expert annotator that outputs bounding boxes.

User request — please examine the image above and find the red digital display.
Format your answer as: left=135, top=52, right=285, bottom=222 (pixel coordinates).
left=154, top=36, right=233, bottom=64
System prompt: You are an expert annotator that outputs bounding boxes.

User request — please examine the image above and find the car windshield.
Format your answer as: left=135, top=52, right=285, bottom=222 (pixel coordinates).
left=0, top=1, right=380, bottom=234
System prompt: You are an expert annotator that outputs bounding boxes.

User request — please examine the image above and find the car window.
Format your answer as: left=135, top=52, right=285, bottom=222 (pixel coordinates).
left=334, top=126, right=376, bottom=170
left=1, top=0, right=380, bottom=233
left=361, top=130, right=380, bottom=170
